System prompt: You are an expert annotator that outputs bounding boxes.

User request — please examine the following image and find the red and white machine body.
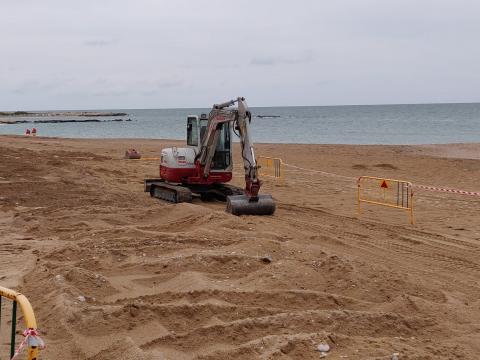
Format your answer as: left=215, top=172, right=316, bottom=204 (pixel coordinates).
left=160, top=113, right=233, bottom=185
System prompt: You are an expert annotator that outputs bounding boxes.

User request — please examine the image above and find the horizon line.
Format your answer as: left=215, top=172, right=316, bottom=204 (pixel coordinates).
left=2, top=100, right=480, bottom=113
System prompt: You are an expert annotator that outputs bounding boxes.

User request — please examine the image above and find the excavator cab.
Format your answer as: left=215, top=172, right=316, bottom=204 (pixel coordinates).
left=187, top=114, right=232, bottom=170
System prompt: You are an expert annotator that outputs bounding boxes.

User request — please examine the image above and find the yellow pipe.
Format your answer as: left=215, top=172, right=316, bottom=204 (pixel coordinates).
left=0, top=286, right=40, bottom=360
left=358, top=175, right=413, bottom=186
left=0, top=286, right=38, bottom=329
left=358, top=198, right=412, bottom=211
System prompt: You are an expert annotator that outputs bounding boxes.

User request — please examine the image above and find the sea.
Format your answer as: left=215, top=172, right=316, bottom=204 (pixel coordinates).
left=1, top=103, right=479, bottom=144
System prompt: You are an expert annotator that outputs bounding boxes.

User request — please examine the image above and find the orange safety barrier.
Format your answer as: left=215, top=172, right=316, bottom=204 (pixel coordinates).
left=357, top=176, right=414, bottom=225
left=258, top=156, right=284, bottom=185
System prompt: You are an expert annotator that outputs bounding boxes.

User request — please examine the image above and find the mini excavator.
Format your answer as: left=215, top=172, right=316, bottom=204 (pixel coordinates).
left=144, top=97, right=276, bottom=215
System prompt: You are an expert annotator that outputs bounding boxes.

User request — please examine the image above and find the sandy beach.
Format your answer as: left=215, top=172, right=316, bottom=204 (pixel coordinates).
left=1, top=135, right=480, bottom=359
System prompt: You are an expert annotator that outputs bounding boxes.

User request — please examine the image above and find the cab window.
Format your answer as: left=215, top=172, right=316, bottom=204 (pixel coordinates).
left=187, top=117, right=198, bottom=146
left=200, top=118, right=208, bottom=144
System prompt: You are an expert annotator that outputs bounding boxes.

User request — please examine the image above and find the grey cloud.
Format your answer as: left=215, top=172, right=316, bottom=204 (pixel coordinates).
left=250, top=51, right=314, bottom=66
left=83, top=39, right=117, bottom=47
left=13, top=79, right=73, bottom=95
left=1, top=1, right=480, bottom=109
left=157, top=80, right=183, bottom=88
left=250, top=57, right=276, bottom=66
left=142, top=80, right=184, bottom=96
left=93, top=89, right=129, bottom=97
left=13, top=81, right=51, bottom=95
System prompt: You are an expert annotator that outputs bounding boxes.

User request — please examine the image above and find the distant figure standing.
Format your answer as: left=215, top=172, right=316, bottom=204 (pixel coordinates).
left=25, top=129, right=31, bottom=136
left=32, top=128, right=37, bottom=137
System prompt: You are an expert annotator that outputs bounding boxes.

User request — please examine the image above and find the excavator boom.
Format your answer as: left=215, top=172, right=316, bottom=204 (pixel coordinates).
left=197, top=97, right=275, bottom=215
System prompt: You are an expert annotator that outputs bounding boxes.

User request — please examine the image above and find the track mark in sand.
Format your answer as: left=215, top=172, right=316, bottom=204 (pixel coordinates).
left=279, top=202, right=480, bottom=274
left=73, top=302, right=281, bottom=337
left=142, top=309, right=436, bottom=355
left=102, top=253, right=268, bottom=302
left=110, top=289, right=369, bottom=312
left=0, top=243, right=31, bottom=254
left=123, top=253, right=265, bottom=278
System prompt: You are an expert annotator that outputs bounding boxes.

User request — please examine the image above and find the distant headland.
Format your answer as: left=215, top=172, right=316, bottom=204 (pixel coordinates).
left=0, top=111, right=129, bottom=124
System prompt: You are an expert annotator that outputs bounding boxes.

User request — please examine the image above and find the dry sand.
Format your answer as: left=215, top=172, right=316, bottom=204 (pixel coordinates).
left=0, top=135, right=479, bottom=359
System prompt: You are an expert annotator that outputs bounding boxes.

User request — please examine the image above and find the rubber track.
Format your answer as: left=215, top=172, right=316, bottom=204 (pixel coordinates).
left=150, top=183, right=192, bottom=203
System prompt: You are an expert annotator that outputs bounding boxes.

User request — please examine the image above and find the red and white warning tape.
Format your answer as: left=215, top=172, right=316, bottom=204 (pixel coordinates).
left=414, top=184, right=480, bottom=197
left=281, top=163, right=480, bottom=197
left=282, top=163, right=355, bottom=180
left=10, top=328, right=45, bottom=360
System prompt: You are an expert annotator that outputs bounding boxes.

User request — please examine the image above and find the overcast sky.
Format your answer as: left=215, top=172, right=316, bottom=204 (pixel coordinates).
left=1, top=0, right=480, bottom=110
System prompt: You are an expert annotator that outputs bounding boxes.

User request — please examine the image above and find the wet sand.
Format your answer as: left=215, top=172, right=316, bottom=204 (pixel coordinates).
left=1, top=135, right=479, bottom=359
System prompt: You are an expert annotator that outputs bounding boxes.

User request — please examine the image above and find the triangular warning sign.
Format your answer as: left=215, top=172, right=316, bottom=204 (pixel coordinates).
left=380, top=180, right=389, bottom=189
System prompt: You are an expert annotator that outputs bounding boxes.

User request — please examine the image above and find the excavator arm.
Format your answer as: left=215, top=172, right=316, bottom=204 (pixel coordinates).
left=197, top=97, right=275, bottom=215
left=198, top=97, right=261, bottom=198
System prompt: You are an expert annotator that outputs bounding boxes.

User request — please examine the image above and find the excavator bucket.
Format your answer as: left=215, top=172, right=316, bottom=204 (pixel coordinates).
left=226, top=194, right=276, bottom=216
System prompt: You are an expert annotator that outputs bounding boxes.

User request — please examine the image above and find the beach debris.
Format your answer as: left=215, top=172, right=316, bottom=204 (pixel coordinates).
left=317, top=343, right=330, bottom=357
left=392, top=353, right=400, bottom=360
left=280, top=341, right=295, bottom=354
left=125, top=148, right=141, bottom=159
left=327, top=334, right=336, bottom=344
left=77, top=295, right=86, bottom=302
left=54, top=274, right=64, bottom=283
left=129, top=302, right=140, bottom=317
left=261, top=255, right=273, bottom=263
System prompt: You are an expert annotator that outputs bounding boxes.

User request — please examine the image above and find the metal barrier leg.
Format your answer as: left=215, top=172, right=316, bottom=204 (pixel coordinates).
left=10, top=300, right=17, bottom=359
left=357, top=184, right=361, bottom=214
left=410, top=192, right=415, bottom=225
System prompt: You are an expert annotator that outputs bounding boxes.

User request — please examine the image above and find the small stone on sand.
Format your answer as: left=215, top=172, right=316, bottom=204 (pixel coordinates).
left=317, top=343, right=330, bottom=352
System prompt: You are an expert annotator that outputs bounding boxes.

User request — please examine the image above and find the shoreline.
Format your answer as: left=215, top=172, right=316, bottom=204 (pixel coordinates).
left=1, top=134, right=479, bottom=151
